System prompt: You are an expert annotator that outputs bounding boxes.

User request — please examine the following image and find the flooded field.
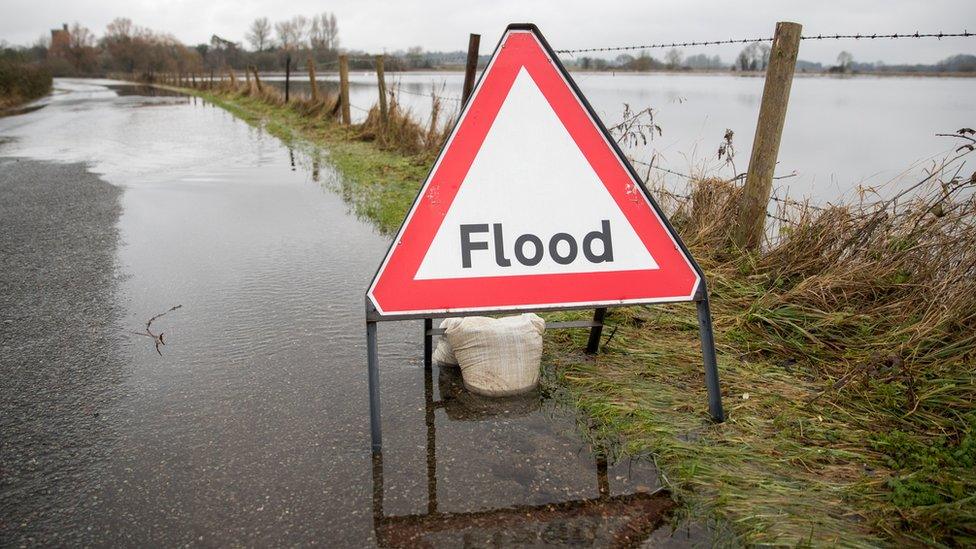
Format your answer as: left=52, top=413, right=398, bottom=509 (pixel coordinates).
left=0, top=80, right=681, bottom=546
left=264, top=70, right=974, bottom=203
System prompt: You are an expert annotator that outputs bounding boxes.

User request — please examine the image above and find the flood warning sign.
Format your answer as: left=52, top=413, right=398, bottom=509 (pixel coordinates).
left=367, top=26, right=700, bottom=316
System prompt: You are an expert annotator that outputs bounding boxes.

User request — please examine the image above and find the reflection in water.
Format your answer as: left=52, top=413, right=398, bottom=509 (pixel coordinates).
left=370, top=365, right=673, bottom=547
left=105, top=84, right=186, bottom=97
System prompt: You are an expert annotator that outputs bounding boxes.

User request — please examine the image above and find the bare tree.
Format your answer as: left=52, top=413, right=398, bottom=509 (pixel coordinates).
left=246, top=17, right=271, bottom=51
left=61, top=23, right=98, bottom=72
left=105, top=17, right=133, bottom=40
left=758, top=43, right=771, bottom=70
left=736, top=42, right=765, bottom=71
left=665, top=48, right=683, bottom=69
left=685, top=53, right=725, bottom=70
left=614, top=54, right=635, bottom=67
left=102, top=18, right=140, bottom=72
left=837, top=51, right=854, bottom=72
left=309, top=12, right=339, bottom=52
left=275, top=15, right=310, bottom=50
left=68, top=23, right=96, bottom=50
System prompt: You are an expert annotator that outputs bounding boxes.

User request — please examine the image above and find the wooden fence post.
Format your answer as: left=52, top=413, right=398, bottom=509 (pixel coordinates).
left=733, top=21, right=803, bottom=250
left=461, top=33, right=481, bottom=104
left=285, top=54, right=291, bottom=102
left=338, top=54, right=351, bottom=125
left=375, top=55, right=388, bottom=125
left=307, top=59, right=319, bottom=101
left=251, top=66, right=263, bottom=93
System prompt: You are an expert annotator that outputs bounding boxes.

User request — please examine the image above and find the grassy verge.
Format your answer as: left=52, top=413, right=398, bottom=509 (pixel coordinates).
left=0, top=60, right=52, bottom=110
left=175, top=82, right=974, bottom=546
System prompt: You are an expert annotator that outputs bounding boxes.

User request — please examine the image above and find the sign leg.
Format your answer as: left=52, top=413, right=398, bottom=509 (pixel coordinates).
left=424, top=363, right=437, bottom=513
left=586, top=308, right=607, bottom=354
left=367, top=321, right=383, bottom=452
left=696, top=297, right=724, bottom=422
left=423, top=318, right=433, bottom=368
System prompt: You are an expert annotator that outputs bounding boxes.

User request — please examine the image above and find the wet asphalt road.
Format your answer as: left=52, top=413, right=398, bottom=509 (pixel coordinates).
left=0, top=158, right=125, bottom=544
left=0, top=80, right=682, bottom=547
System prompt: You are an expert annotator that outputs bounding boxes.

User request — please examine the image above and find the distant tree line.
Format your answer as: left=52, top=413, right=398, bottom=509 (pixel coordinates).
left=2, top=23, right=973, bottom=78
left=0, top=15, right=494, bottom=76
left=0, top=14, right=342, bottom=78
left=564, top=42, right=976, bottom=75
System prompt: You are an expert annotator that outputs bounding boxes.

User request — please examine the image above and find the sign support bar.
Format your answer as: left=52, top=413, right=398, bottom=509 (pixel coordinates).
left=585, top=308, right=607, bottom=354
left=423, top=318, right=433, bottom=368
left=367, top=320, right=383, bottom=453
left=696, top=292, right=724, bottom=421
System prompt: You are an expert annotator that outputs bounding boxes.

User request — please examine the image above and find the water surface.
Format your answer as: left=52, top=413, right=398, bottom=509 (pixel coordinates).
left=0, top=79, right=675, bottom=546
left=265, top=70, right=974, bottom=203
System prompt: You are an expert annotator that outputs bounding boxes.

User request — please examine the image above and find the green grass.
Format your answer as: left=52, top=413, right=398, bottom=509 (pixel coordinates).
left=179, top=86, right=975, bottom=546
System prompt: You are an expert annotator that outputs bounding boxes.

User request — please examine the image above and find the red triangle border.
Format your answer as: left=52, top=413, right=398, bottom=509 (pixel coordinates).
left=367, top=27, right=701, bottom=317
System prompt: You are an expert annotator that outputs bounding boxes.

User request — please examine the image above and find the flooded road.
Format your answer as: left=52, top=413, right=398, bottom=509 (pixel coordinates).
left=0, top=80, right=677, bottom=546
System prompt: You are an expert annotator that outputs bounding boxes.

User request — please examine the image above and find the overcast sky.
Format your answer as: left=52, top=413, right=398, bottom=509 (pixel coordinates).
left=2, top=0, right=974, bottom=64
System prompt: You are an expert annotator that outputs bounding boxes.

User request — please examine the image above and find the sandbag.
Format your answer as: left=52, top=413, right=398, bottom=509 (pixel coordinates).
left=444, top=314, right=545, bottom=396
left=432, top=318, right=460, bottom=366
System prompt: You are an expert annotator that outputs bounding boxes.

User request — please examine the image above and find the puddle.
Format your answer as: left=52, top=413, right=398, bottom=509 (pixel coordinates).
left=105, top=83, right=186, bottom=97
left=0, top=78, right=689, bottom=546
left=371, top=365, right=673, bottom=546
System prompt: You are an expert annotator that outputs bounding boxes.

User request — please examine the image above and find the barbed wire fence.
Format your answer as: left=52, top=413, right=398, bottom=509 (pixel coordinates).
left=552, top=29, right=975, bottom=227
left=554, top=30, right=973, bottom=54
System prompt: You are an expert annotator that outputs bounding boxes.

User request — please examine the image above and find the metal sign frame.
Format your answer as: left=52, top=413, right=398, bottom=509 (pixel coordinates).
left=365, top=23, right=723, bottom=454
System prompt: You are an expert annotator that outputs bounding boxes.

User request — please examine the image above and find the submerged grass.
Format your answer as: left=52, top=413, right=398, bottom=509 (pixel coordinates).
left=185, top=82, right=432, bottom=233
left=166, top=76, right=975, bottom=546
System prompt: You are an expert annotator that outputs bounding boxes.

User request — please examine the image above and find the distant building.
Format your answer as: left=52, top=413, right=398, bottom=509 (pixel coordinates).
left=49, top=23, right=70, bottom=59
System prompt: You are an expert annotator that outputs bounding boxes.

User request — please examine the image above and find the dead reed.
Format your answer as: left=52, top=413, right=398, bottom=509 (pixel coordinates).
left=359, top=91, right=454, bottom=157
left=205, top=74, right=452, bottom=158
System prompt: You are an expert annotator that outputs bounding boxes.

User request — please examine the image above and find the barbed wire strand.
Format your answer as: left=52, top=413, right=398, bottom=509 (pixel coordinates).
left=626, top=157, right=694, bottom=179
left=555, top=30, right=973, bottom=54
left=627, top=156, right=826, bottom=212
left=392, top=86, right=462, bottom=102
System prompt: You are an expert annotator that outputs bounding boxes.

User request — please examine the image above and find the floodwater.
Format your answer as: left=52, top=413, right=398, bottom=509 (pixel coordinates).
left=0, top=79, right=683, bottom=546
left=265, top=70, right=974, bottom=203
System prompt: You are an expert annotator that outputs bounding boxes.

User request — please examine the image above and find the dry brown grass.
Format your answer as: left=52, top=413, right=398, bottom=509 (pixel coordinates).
left=626, top=133, right=976, bottom=543
left=205, top=74, right=453, bottom=158
left=358, top=93, right=454, bottom=157
left=207, top=73, right=343, bottom=121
